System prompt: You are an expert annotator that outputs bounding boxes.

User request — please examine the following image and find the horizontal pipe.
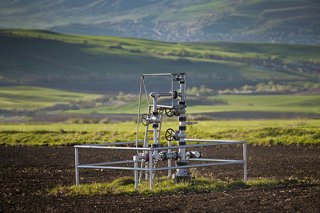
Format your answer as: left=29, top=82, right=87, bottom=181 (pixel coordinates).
left=74, top=141, right=143, bottom=148
left=189, top=158, right=244, bottom=163
left=185, top=139, right=246, bottom=143
left=154, top=104, right=173, bottom=109
left=74, top=145, right=152, bottom=151
left=74, top=141, right=246, bottom=151
left=151, top=142, right=245, bottom=150
left=77, top=165, right=149, bottom=171
left=142, top=73, right=174, bottom=76
left=80, top=160, right=137, bottom=167
left=152, top=161, right=245, bottom=171
left=77, top=161, right=245, bottom=171
left=92, top=141, right=144, bottom=145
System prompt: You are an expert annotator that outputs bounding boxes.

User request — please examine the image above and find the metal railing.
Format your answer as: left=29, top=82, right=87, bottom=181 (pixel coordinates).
left=74, top=139, right=247, bottom=190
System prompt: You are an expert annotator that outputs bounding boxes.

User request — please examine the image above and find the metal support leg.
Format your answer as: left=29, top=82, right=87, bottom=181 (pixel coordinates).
left=133, top=155, right=139, bottom=190
left=75, top=148, right=79, bottom=185
left=145, top=162, right=148, bottom=180
left=243, top=143, right=247, bottom=181
left=149, top=151, right=153, bottom=190
left=168, top=141, right=172, bottom=178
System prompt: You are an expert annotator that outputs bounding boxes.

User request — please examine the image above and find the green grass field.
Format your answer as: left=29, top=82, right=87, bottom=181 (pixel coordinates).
left=0, top=119, right=319, bottom=146
left=1, top=29, right=319, bottom=94
left=0, top=86, right=101, bottom=110
left=3, top=29, right=320, bottom=64
left=66, top=94, right=320, bottom=115
left=0, top=86, right=318, bottom=115
left=50, top=176, right=304, bottom=196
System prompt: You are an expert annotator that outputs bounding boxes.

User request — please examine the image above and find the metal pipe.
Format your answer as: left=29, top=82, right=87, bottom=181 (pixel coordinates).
left=77, top=160, right=245, bottom=172
left=152, top=161, right=245, bottom=171
left=185, top=139, right=246, bottom=143
left=157, top=92, right=172, bottom=97
left=75, top=148, right=79, bottom=185
left=149, top=151, right=153, bottom=190
left=142, top=73, right=173, bottom=76
left=74, top=145, right=152, bottom=151
left=133, top=156, right=139, bottom=190
left=80, top=160, right=137, bottom=167
left=77, top=165, right=149, bottom=171
left=243, top=143, right=248, bottom=181
left=75, top=141, right=143, bottom=146
left=189, top=158, right=244, bottom=163
left=150, top=142, right=245, bottom=150
left=74, top=141, right=246, bottom=151
left=145, top=161, right=148, bottom=180
left=168, top=140, right=172, bottom=177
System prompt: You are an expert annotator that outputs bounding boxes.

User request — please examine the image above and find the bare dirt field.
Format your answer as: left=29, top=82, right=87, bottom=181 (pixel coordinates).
left=1, top=145, right=319, bottom=212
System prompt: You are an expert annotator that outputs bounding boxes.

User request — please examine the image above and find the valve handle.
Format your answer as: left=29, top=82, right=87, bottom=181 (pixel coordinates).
left=165, top=108, right=174, bottom=117
left=165, top=128, right=175, bottom=141
left=141, top=114, right=149, bottom=126
left=157, top=108, right=164, bottom=114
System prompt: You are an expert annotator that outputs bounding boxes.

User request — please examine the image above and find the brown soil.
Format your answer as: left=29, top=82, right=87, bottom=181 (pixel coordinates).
left=1, top=145, right=320, bottom=212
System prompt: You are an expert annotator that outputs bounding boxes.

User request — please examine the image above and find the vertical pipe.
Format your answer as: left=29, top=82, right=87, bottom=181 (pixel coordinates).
left=152, top=95, right=158, bottom=146
left=171, top=75, right=174, bottom=107
left=168, top=141, right=172, bottom=177
left=243, top=143, right=247, bottom=181
left=139, top=160, right=143, bottom=183
left=149, top=151, right=153, bottom=190
left=176, top=73, right=188, bottom=179
left=133, top=155, right=139, bottom=190
left=145, top=162, right=148, bottom=180
left=75, top=148, right=79, bottom=185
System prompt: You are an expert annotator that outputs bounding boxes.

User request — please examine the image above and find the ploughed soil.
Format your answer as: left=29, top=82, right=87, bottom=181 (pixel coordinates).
left=0, top=145, right=319, bottom=212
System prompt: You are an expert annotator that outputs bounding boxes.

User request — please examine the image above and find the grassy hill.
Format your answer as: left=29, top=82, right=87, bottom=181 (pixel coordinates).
left=0, top=0, right=319, bottom=44
left=1, top=29, right=319, bottom=93
left=0, top=29, right=319, bottom=121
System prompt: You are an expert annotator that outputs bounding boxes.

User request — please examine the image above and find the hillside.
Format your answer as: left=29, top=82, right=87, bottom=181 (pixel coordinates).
left=0, top=0, right=319, bottom=44
left=0, top=29, right=319, bottom=93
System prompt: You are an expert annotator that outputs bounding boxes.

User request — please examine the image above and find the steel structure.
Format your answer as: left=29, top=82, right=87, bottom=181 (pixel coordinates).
left=74, top=73, right=247, bottom=189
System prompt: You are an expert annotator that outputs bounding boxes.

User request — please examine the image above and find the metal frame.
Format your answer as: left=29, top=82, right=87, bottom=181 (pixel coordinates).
left=74, top=139, right=247, bottom=189
left=74, top=73, right=248, bottom=190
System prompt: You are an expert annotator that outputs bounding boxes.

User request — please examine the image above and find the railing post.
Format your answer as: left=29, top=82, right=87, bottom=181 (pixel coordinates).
left=149, top=151, right=153, bottom=190
left=243, top=143, right=247, bottom=181
left=75, top=147, right=79, bottom=185
left=168, top=141, right=172, bottom=178
left=133, top=155, right=139, bottom=190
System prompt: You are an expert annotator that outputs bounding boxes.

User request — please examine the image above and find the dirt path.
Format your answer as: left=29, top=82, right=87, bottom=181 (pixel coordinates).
left=0, top=145, right=319, bottom=212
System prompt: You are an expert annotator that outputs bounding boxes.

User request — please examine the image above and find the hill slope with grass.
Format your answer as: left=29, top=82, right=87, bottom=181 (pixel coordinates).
left=1, top=29, right=319, bottom=93
left=0, top=0, right=319, bottom=44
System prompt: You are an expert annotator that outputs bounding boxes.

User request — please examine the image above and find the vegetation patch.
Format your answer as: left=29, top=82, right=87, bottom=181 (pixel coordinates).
left=0, top=29, right=319, bottom=95
left=49, top=176, right=306, bottom=196
left=0, top=120, right=319, bottom=146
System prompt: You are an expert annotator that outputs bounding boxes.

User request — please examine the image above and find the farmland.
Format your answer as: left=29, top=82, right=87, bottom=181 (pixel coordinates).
left=1, top=30, right=319, bottom=93
left=0, top=85, right=319, bottom=123
left=0, top=27, right=319, bottom=213
left=1, top=144, right=320, bottom=212
left=0, top=119, right=319, bottom=146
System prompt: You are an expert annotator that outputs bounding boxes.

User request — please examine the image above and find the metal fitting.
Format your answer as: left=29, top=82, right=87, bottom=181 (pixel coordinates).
left=186, top=151, right=202, bottom=159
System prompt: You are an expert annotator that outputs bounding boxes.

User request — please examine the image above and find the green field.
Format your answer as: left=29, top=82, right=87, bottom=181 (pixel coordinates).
left=1, top=119, right=319, bottom=146
left=0, top=86, right=101, bottom=110
left=66, top=94, right=320, bottom=115
left=0, top=85, right=319, bottom=115
left=50, top=176, right=300, bottom=196
left=1, top=29, right=319, bottom=93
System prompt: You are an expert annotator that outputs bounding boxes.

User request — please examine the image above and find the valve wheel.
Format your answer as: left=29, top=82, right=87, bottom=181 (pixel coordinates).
left=157, top=108, right=164, bottom=114
left=165, top=108, right=174, bottom=117
left=165, top=128, right=175, bottom=141
left=141, top=114, right=149, bottom=126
